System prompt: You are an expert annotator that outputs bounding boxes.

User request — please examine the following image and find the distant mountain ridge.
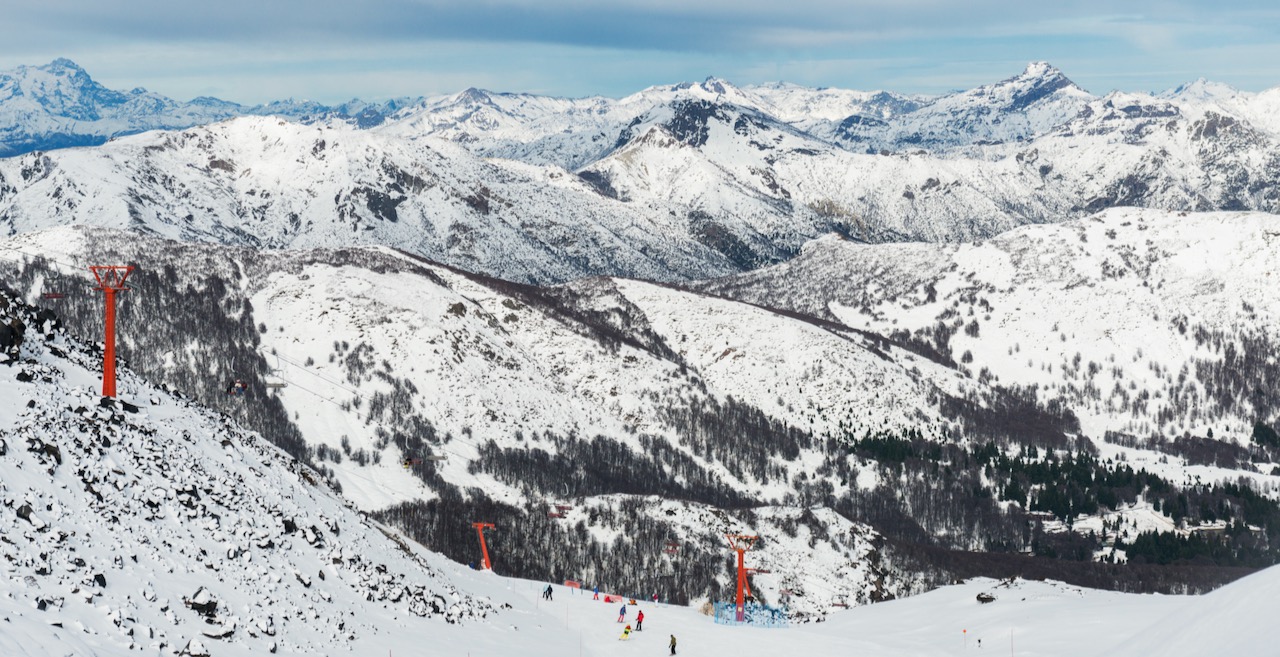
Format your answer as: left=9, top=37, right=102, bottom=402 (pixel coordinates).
left=0, top=58, right=418, bottom=157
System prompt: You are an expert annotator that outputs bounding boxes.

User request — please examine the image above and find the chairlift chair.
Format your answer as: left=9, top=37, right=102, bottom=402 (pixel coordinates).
left=41, top=292, right=65, bottom=300
left=262, top=356, right=289, bottom=390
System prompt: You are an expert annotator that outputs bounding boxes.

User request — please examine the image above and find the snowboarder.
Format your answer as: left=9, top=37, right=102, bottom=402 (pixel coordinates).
left=669, top=634, right=677, bottom=655
left=593, top=586, right=600, bottom=600
left=617, top=604, right=627, bottom=622
left=619, top=624, right=633, bottom=640
left=636, top=609, right=644, bottom=631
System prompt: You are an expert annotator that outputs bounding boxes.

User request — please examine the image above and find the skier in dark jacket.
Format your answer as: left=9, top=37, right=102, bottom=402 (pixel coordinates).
left=2, top=317, right=24, bottom=362
left=0, top=323, right=14, bottom=363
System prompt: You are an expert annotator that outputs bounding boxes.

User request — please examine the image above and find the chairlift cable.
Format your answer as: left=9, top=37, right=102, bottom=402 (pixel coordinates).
left=0, top=244, right=101, bottom=285
left=262, top=366, right=473, bottom=463
left=256, top=345, right=361, bottom=396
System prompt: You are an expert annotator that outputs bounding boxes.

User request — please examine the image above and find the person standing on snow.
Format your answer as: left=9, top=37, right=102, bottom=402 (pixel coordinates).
left=544, top=584, right=553, bottom=601
left=617, top=604, right=627, bottom=623
left=593, top=585, right=600, bottom=600
left=669, top=634, right=677, bottom=655
left=636, top=609, right=644, bottom=631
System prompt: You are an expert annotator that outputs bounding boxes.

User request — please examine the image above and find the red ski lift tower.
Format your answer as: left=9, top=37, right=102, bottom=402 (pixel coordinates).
left=725, top=534, right=759, bottom=622
left=472, top=522, right=496, bottom=570
left=90, top=266, right=135, bottom=398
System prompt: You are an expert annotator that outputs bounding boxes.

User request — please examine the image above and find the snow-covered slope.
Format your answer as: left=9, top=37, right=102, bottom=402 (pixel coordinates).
left=1107, top=563, right=1280, bottom=657
left=698, top=207, right=1280, bottom=464
left=0, top=287, right=544, bottom=656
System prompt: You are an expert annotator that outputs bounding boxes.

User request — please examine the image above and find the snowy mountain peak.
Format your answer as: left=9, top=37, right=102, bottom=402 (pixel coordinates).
left=2, top=57, right=130, bottom=119
left=697, top=76, right=735, bottom=95
left=45, top=57, right=88, bottom=74
left=999, top=61, right=1086, bottom=105
left=1160, top=77, right=1246, bottom=102
left=456, top=86, right=496, bottom=105
left=1019, top=61, right=1067, bottom=81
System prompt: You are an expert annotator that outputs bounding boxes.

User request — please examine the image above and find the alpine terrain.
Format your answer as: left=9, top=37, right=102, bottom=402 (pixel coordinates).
left=2, top=55, right=1280, bottom=655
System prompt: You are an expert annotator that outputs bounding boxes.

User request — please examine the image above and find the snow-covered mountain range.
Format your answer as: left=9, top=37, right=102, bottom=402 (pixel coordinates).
left=3, top=60, right=1279, bottom=286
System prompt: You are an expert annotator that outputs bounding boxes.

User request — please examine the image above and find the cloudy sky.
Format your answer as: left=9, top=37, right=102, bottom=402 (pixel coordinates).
left=3, top=1, right=1279, bottom=104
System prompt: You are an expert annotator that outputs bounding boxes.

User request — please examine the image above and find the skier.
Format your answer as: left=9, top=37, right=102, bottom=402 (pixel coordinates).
left=619, top=624, right=633, bottom=640
left=593, top=586, right=600, bottom=600
left=636, top=609, right=644, bottom=631
left=5, top=317, right=25, bottom=361
left=544, top=584, right=554, bottom=601
left=652, top=592, right=659, bottom=604
left=669, top=634, right=677, bottom=655
left=617, top=604, right=627, bottom=623
left=0, top=322, right=14, bottom=364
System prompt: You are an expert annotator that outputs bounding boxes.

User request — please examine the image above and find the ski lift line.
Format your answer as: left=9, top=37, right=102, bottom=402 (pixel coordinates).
left=256, top=346, right=361, bottom=396
left=267, top=372, right=347, bottom=407
left=249, top=338, right=493, bottom=466
left=266, top=369, right=476, bottom=464
left=259, top=347, right=357, bottom=392
left=0, top=244, right=96, bottom=282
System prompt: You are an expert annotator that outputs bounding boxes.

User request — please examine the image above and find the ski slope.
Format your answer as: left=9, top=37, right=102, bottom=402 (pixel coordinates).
left=411, top=565, right=1280, bottom=657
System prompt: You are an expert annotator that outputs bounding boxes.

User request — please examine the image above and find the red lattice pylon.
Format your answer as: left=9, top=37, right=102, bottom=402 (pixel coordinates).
left=472, top=522, right=496, bottom=570
left=725, top=534, right=759, bottom=622
left=90, top=266, right=135, bottom=398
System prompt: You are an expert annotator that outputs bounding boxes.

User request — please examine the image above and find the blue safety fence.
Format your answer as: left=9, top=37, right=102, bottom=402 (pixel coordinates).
left=712, top=601, right=789, bottom=628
